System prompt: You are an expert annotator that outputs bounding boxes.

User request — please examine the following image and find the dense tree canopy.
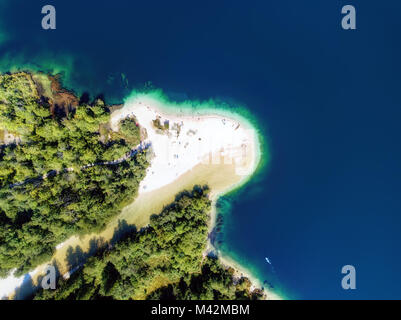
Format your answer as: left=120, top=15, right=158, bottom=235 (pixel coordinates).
left=34, top=188, right=263, bottom=300
left=0, top=73, right=149, bottom=276
left=119, top=118, right=141, bottom=146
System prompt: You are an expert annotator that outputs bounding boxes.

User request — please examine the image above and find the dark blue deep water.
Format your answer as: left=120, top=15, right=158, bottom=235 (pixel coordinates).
left=1, top=0, right=401, bottom=299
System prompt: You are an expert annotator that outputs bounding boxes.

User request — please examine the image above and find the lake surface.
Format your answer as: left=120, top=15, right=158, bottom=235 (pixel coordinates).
left=1, top=0, right=401, bottom=299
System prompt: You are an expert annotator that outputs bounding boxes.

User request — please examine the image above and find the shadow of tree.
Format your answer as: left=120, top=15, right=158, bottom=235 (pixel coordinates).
left=110, top=219, right=137, bottom=246
left=88, top=237, right=106, bottom=257
left=79, top=92, right=90, bottom=105
left=13, top=259, right=61, bottom=300
left=65, top=246, right=85, bottom=271
left=94, top=93, right=105, bottom=102
left=13, top=274, right=34, bottom=300
left=209, top=214, right=224, bottom=247
left=65, top=237, right=106, bottom=271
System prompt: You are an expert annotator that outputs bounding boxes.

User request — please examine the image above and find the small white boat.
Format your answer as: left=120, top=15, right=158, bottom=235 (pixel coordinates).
left=265, top=257, right=271, bottom=264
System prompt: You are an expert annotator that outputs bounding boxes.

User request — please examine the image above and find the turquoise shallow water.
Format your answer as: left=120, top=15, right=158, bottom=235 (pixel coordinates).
left=2, top=0, right=401, bottom=299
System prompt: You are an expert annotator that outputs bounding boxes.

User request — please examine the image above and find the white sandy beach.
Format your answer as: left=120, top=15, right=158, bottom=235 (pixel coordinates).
left=110, top=94, right=259, bottom=195
left=0, top=268, right=40, bottom=299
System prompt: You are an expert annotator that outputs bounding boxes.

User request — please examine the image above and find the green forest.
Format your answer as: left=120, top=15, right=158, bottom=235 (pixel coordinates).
left=0, top=72, right=263, bottom=300
left=34, top=188, right=263, bottom=300
left=0, top=73, right=149, bottom=276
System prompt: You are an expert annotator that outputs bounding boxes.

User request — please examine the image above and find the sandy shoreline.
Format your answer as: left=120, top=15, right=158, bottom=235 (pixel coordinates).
left=218, top=254, right=282, bottom=300
left=1, top=92, right=280, bottom=300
